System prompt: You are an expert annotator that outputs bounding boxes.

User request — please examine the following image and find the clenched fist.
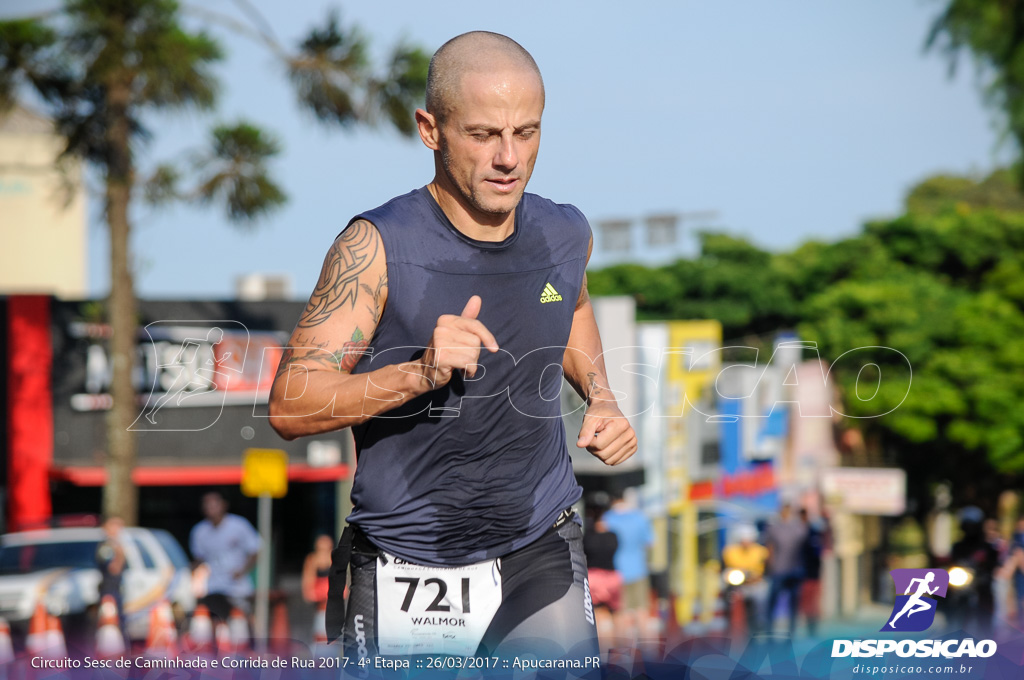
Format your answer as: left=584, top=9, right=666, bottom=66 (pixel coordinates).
left=577, top=401, right=637, bottom=466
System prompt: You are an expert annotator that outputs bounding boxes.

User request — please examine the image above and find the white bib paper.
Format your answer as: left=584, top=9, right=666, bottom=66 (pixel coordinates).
left=376, top=552, right=502, bottom=656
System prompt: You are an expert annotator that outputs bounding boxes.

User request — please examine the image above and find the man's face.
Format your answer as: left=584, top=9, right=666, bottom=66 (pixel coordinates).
left=436, top=67, right=544, bottom=218
left=202, top=494, right=226, bottom=522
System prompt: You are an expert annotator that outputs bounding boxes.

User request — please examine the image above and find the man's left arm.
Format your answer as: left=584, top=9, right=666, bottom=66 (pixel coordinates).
left=236, top=552, right=259, bottom=580
left=233, top=519, right=262, bottom=580
left=109, top=540, right=126, bottom=576
left=562, top=245, right=637, bottom=466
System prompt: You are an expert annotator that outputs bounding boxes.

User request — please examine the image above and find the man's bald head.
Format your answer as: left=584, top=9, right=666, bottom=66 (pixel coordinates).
left=426, top=31, right=544, bottom=123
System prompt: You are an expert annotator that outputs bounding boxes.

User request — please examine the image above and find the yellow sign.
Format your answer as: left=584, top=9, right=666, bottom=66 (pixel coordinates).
left=242, top=448, right=288, bottom=498
left=663, top=320, right=722, bottom=625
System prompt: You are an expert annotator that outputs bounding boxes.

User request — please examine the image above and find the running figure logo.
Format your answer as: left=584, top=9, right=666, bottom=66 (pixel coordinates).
left=883, top=569, right=949, bottom=632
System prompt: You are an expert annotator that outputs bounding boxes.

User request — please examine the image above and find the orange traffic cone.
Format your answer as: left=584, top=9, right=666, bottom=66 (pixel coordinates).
left=44, top=614, right=67, bottom=659
left=0, top=618, right=14, bottom=665
left=227, top=608, right=250, bottom=655
left=25, top=603, right=49, bottom=656
left=95, top=595, right=126, bottom=659
left=183, top=604, right=214, bottom=655
left=269, top=597, right=292, bottom=656
left=144, top=600, right=178, bottom=657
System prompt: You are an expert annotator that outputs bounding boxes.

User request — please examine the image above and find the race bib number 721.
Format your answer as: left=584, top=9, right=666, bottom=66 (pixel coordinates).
left=376, top=552, right=502, bottom=656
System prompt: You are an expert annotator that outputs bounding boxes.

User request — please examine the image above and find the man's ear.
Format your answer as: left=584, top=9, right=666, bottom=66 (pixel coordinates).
left=416, top=109, right=440, bottom=151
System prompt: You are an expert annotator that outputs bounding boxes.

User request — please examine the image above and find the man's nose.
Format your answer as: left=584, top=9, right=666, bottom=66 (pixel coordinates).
left=494, top=132, right=518, bottom=171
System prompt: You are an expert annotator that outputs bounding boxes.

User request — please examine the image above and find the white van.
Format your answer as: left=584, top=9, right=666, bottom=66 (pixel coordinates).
left=0, top=526, right=195, bottom=641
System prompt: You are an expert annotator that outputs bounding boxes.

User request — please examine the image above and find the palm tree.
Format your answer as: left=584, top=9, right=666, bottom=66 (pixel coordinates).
left=0, top=0, right=428, bottom=523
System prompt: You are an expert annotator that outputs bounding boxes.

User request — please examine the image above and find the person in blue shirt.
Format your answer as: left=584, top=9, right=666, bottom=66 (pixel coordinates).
left=602, top=490, right=654, bottom=640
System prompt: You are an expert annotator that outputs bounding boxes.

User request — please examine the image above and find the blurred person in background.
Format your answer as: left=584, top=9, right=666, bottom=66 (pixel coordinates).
left=302, top=534, right=335, bottom=606
left=721, top=524, right=769, bottom=635
left=1013, top=517, right=1024, bottom=548
left=189, top=492, right=261, bottom=623
left=583, top=504, right=621, bottom=650
left=603, top=489, right=654, bottom=640
left=96, top=515, right=127, bottom=635
left=1009, top=517, right=1024, bottom=627
left=765, top=503, right=807, bottom=637
left=798, top=508, right=825, bottom=638
left=949, top=506, right=1000, bottom=634
left=984, top=518, right=1009, bottom=626
left=303, top=533, right=335, bottom=645
left=985, top=518, right=1008, bottom=559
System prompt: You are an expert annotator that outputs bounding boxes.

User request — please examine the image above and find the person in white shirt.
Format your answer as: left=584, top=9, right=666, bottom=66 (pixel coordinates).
left=189, top=492, right=261, bottom=622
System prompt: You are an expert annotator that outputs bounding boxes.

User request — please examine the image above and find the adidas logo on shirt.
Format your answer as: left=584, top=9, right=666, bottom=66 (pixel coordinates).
left=540, top=283, right=563, bottom=303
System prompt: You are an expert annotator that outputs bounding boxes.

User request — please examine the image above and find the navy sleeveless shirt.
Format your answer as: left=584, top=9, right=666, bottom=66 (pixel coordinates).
left=345, top=186, right=590, bottom=566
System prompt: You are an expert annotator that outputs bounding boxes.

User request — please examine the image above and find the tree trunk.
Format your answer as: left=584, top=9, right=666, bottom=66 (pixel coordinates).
left=103, top=75, right=138, bottom=525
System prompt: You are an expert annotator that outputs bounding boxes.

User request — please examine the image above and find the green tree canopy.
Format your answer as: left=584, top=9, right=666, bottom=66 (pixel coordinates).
left=589, top=232, right=798, bottom=342
left=929, top=0, right=1024, bottom=185
left=590, top=171, right=1024, bottom=476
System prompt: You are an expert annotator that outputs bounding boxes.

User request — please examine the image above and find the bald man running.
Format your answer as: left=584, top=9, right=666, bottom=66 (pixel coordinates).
left=269, top=31, right=636, bottom=664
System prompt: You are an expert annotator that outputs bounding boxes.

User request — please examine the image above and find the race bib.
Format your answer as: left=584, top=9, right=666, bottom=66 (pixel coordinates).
left=376, top=552, right=502, bottom=656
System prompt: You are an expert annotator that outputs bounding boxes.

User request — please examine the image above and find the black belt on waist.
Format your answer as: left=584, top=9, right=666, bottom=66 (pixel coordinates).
left=324, top=506, right=576, bottom=644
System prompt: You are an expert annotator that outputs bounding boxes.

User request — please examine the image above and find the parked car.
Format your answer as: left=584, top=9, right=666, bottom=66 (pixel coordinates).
left=0, top=526, right=195, bottom=641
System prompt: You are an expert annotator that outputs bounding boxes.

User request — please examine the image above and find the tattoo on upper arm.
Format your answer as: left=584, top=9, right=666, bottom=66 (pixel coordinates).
left=339, top=328, right=370, bottom=372
left=371, top=273, right=388, bottom=325
left=275, top=327, right=372, bottom=379
left=297, top=220, right=380, bottom=329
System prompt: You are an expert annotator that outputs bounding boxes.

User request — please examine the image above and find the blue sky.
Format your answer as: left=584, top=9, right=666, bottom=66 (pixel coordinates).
left=6, top=1, right=1011, bottom=299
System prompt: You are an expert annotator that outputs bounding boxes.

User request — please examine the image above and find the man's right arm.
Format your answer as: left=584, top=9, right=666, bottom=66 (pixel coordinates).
left=268, top=220, right=498, bottom=440
left=189, top=526, right=204, bottom=564
left=269, top=220, right=423, bottom=439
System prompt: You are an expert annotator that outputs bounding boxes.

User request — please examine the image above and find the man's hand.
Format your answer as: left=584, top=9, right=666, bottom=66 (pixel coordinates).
left=416, top=295, right=499, bottom=389
left=576, top=400, right=637, bottom=465
left=233, top=551, right=260, bottom=580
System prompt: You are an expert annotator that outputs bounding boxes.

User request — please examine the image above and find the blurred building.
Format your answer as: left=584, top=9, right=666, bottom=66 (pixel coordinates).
left=0, top=105, right=87, bottom=299
left=0, top=107, right=345, bottom=575
left=1, top=295, right=350, bottom=574
left=235, top=273, right=293, bottom=301
left=589, top=211, right=718, bottom=268
left=633, top=320, right=723, bottom=625
left=618, top=322, right=908, bottom=626
left=1, top=293, right=650, bottom=575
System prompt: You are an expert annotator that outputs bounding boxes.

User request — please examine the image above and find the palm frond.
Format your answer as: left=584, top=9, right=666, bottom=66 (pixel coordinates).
left=194, top=122, right=286, bottom=223
left=288, top=10, right=371, bottom=126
